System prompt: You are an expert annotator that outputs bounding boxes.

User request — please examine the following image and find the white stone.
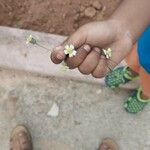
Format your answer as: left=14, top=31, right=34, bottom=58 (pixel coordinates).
left=84, top=7, right=96, bottom=18
left=47, top=103, right=59, bottom=117
left=96, top=89, right=102, bottom=94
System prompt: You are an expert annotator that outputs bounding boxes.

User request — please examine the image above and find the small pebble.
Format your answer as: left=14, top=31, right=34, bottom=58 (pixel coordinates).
left=80, top=5, right=85, bottom=12
left=84, top=7, right=96, bottom=18
left=96, top=89, right=102, bottom=94
left=47, top=102, right=59, bottom=117
left=92, top=1, right=102, bottom=10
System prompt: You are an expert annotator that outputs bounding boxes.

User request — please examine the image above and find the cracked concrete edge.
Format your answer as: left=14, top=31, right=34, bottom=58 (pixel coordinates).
left=0, top=26, right=139, bottom=89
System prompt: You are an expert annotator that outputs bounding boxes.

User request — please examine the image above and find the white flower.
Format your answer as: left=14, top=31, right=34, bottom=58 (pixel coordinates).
left=102, top=48, right=112, bottom=59
left=64, top=44, right=77, bottom=57
left=26, top=35, right=36, bottom=44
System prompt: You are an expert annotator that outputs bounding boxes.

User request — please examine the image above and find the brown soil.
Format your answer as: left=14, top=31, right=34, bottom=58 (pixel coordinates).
left=0, top=0, right=121, bottom=35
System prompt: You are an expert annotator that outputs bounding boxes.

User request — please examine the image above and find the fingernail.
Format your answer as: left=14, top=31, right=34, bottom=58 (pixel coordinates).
left=55, top=46, right=62, bottom=51
left=83, top=45, right=91, bottom=52
left=56, top=50, right=65, bottom=60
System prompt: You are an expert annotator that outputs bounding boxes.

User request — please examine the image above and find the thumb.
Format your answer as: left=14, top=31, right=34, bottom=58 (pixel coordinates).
left=51, top=28, right=87, bottom=64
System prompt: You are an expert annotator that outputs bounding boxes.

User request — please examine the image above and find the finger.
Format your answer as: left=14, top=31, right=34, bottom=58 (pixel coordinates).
left=50, top=28, right=87, bottom=64
left=78, top=47, right=100, bottom=75
left=50, top=46, right=65, bottom=64
left=93, top=37, right=132, bottom=77
left=92, top=55, right=107, bottom=78
left=105, top=39, right=132, bottom=72
left=65, top=44, right=91, bottom=69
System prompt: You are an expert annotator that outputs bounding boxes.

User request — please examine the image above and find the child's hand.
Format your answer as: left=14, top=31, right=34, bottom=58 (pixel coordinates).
left=51, top=20, right=133, bottom=78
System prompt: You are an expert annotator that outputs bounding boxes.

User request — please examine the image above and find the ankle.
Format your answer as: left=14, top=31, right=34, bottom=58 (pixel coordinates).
left=127, top=67, right=138, bottom=77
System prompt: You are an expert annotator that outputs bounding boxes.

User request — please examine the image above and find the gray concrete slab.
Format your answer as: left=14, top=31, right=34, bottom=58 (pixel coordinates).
left=0, top=68, right=149, bottom=150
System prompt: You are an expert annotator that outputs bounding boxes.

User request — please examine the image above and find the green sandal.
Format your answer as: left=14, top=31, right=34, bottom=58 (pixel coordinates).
left=124, top=88, right=150, bottom=113
left=105, top=66, right=138, bottom=88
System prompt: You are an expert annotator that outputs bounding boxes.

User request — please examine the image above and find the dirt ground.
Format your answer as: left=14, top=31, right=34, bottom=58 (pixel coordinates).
left=0, top=0, right=121, bottom=35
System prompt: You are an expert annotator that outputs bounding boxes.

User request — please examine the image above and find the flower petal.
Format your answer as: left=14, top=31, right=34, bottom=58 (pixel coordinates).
left=69, top=53, right=73, bottom=57
left=64, top=50, right=68, bottom=54
left=103, top=50, right=107, bottom=55
left=106, top=55, right=109, bottom=59
left=26, top=41, right=29, bottom=44
left=72, top=50, right=77, bottom=56
left=109, top=53, right=112, bottom=58
left=65, top=45, right=69, bottom=50
left=26, top=35, right=32, bottom=44
left=70, top=44, right=74, bottom=50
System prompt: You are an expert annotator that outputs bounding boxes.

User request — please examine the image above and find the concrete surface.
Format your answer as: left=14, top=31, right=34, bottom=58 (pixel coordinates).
left=0, top=26, right=149, bottom=150
left=0, top=68, right=149, bottom=150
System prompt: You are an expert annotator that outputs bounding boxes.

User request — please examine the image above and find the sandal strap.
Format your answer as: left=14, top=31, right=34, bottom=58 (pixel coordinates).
left=123, top=66, right=139, bottom=80
left=137, top=88, right=150, bottom=103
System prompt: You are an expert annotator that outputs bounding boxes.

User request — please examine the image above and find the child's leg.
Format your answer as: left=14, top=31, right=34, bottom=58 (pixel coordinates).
left=139, top=67, right=150, bottom=99
left=125, top=44, right=140, bottom=76
left=126, top=44, right=150, bottom=99
left=124, top=45, right=150, bottom=113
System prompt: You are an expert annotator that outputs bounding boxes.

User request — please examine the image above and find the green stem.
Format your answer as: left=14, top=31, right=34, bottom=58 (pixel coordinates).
left=36, top=43, right=52, bottom=51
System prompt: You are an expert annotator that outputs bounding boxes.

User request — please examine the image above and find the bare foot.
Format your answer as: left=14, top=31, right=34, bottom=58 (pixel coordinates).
left=10, top=125, right=33, bottom=150
left=99, top=138, right=119, bottom=150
